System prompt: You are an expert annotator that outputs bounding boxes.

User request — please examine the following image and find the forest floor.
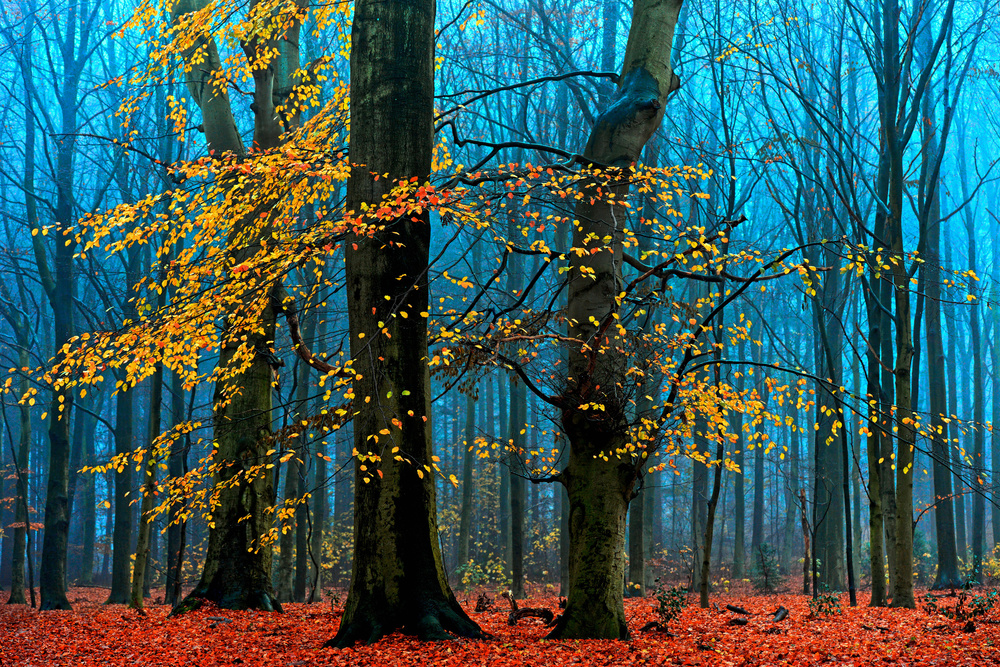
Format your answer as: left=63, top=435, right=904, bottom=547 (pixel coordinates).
left=1, top=586, right=997, bottom=666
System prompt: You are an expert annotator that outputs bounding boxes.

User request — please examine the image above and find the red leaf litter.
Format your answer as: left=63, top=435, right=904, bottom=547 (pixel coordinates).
left=1, top=587, right=997, bottom=666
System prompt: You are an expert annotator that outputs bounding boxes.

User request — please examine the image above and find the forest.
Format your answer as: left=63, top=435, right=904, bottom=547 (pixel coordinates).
left=2, top=0, right=1000, bottom=664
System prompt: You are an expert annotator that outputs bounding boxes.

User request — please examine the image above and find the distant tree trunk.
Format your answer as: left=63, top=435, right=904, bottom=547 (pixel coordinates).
left=751, top=342, right=766, bottom=557
left=164, top=373, right=190, bottom=607
left=77, top=400, right=98, bottom=587
left=457, top=386, right=476, bottom=576
left=643, top=469, right=656, bottom=589
left=958, top=137, right=986, bottom=576
left=499, top=379, right=511, bottom=571
left=700, top=299, right=730, bottom=609
left=780, top=400, right=797, bottom=573
left=509, top=385, right=527, bottom=599
left=627, top=481, right=645, bottom=598
left=919, top=58, right=960, bottom=588
left=943, top=233, right=967, bottom=558
left=310, top=441, right=327, bottom=601
left=732, top=368, right=746, bottom=579
left=130, top=359, right=164, bottom=610
left=0, top=449, right=9, bottom=591
left=107, top=392, right=134, bottom=599
left=277, top=428, right=303, bottom=602
left=326, top=0, right=482, bottom=645
left=691, top=418, right=709, bottom=592
left=1, top=132, right=36, bottom=603
left=993, top=258, right=1000, bottom=552
left=5, top=343, right=31, bottom=605
left=559, top=475, right=569, bottom=595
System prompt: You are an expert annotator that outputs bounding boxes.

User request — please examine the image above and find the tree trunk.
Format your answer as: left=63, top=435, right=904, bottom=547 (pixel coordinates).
left=732, top=369, right=746, bottom=579
left=943, top=233, right=967, bottom=559
left=172, top=0, right=310, bottom=613
left=277, top=436, right=303, bottom=602
left=107, top=363, right=137, bottom=604
left=35, top=0, right=86, bottom=609
left=751, top=343, right=766, bottom=557
left=920, top=76, right=960, bottom=589
left=509, top=377, right=527, bottom=599
left=959, top=139, right=986, bottom=577
left=326, top=0, right=481, bottom=646
left=627, top=484, right=644, bottom=597
left=551, top=0, right=683, bottom=640
left=556, top=448, right=632, bottom=638
left=130, top=362, right=164, bottom=610
left=164, top=373, right=190, bottom=607
left=6, top=344, right=31, bottom=605
left=993, top=265, right=1000, bottom=552
left=457, top=387, right=476, bottom=576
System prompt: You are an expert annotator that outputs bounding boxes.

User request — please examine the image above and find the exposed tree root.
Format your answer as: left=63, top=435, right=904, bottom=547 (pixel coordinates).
left=324, top=598, right=486, bottom=648
left=169, top=589, right=282, bottom=617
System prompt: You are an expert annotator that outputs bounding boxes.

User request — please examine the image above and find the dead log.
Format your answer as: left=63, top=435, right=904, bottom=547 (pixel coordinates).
left=502, top=591, right=555, bottom=626
left=727, top=617, right=749, bottom=626
left=638, top=621, right=677, bottom=636
left=726, top=604, right=751, bottom=616
left=475, top=592, right=493, bottom=612
left=773, top=606, right=788, bottom=622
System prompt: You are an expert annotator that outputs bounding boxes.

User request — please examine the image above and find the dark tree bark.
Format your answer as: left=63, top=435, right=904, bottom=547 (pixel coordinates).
left=130, top=359, right=164, bottom=610
left=916, top=15, right=961, bottom=588
left=325, top=0, right=482, bottom=646
left=107, top=251, right=140, bottom=605
left=957, top=135, right=985, bottom=576
left=732, top=367, right=746, bottom=579
left=457, top=385, right=476, bottom=574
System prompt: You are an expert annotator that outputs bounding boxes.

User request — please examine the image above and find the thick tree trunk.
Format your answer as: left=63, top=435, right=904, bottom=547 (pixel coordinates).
left=327, top=0, right=481, bottom=646
left=552, top=447, right=632, bottom=638
left=552, top=0, right=683, bottom=640
left=178, top=343, right=281, bottom=612
left=36, top=0, right=84, bottom=608
left=171, top=0, right=310, bottom=613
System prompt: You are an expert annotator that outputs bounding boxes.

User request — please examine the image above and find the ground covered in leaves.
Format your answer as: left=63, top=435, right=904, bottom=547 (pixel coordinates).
left=1, top=586, right=997, bottom=665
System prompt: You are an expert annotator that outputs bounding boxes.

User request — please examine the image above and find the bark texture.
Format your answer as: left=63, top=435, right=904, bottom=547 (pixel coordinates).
left=327, top=0, right=482, bottom=646
left=553, top=0, right=683, bottom=640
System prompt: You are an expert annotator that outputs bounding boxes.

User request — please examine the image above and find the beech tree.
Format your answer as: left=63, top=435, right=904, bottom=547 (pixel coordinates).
left=326, top=0, right=483, bottom=645
left=549, top=0, right=684, bottom=639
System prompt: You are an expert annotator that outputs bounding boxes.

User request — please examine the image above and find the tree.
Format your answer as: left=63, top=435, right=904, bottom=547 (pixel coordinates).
left=325, top=0, right=483, bottom=645
left=550, top=0, right=684, bottom=640
left=166, top=0, right=311, bottom=612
